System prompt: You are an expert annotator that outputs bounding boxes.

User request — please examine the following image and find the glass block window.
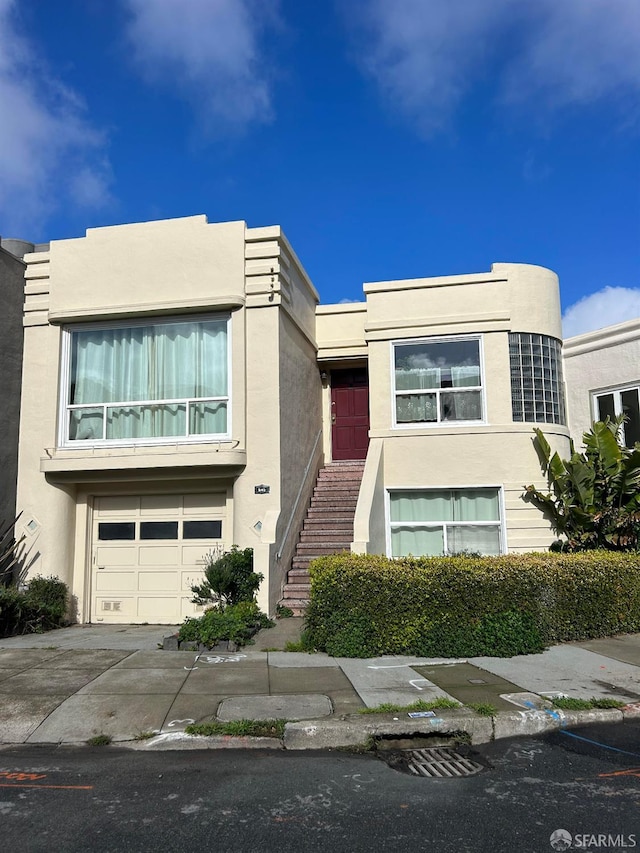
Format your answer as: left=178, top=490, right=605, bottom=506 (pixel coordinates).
left=389, top=488, right=503, bottom=557
left=509, top=333, right=566, bottom=425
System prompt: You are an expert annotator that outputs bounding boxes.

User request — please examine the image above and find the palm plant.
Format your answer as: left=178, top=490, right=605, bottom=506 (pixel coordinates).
left=524, top=418, right=640, bottom=551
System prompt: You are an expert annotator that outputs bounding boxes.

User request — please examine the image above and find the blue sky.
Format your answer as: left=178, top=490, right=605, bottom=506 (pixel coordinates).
left=1, top=0, right=639, bottom=336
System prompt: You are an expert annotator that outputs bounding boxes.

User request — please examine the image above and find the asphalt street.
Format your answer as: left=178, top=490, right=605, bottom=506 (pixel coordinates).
left=1, top=720, right=639, bottom=852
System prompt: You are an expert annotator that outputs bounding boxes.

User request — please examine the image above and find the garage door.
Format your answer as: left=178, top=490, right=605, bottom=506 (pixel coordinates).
left=91, top=494, right=226, bottom=624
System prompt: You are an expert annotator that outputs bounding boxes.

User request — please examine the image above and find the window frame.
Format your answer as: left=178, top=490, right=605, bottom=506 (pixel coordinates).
left=391, top=335, right=486, bottom=429
left=58, top=313, right=232, bottom=448
left=385, top=485, right=507, bottom=557
left=591, top=382, right=640, bottom=448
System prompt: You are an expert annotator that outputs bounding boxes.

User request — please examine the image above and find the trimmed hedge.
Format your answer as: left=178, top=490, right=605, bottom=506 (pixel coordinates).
left=303, top=552, right=640, bottom=658
left=0, top=576, right=68, bottom=638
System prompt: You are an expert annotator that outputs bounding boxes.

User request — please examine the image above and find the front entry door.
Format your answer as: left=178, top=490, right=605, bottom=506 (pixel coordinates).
left=331, top=367, right=370, bottom=460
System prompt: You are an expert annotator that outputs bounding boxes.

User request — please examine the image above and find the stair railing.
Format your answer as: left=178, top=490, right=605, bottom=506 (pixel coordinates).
left=276, top=428, right=323, bottom=562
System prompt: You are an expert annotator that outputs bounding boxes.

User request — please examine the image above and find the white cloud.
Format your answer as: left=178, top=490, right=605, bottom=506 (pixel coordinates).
left=562, top=287, right=640, bottom=338
left=124, top=0, right=280, bottom=131
left=0, top=0, right=112, bottom=236
left=344, top=0, right=640, bottom=133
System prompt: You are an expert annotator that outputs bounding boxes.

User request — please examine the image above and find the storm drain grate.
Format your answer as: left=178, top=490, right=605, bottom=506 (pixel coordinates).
left=406, top=747, right=484, bottom=778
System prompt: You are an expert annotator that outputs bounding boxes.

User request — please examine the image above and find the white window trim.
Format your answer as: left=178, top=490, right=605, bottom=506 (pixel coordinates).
left=390, top=334, right=487, bottom=430
left=591, top=382, right=640, bottom=420
left=384, top=484, right=507, bottom=558
left=58, top=313, right=232, bottom=448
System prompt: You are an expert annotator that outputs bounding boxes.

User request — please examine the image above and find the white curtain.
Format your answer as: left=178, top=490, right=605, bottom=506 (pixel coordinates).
left=69, top=319, right=227, bottom=440
left=389, top=489, right=500, bottom=557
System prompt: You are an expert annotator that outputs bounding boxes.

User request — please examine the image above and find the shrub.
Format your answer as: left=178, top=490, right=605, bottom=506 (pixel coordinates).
left=304, top=551, right=640, bottom=658
left=0, top=575, right=68, bottom=637
left=190, top=547, right=262, bottom=608
left=178, top=601, right=273, bottom=648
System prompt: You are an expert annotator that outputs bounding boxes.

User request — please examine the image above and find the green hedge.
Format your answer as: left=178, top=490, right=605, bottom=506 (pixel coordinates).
left=303, top=552, right=640, bottom=658
left=0, top=576, right=68, bottom=638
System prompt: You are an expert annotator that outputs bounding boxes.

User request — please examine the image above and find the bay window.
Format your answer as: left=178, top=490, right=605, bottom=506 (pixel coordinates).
left=62, top=316, right=230, bottom=445
left=394, top=337, right=483, bottom=425
left=389, top=488, right=503, bottom=557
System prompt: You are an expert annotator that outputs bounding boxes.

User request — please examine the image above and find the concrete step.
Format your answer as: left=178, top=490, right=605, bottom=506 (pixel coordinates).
left=282, top=583, right=311, bottom=596
left=306, top=508, right=357, bottom=518
left=286, top=569, right=310, bottom=580
left=309, top=495, right=358, bottom=504
left=280, top=599, right=309, bottom=616
left=281, top=460, right=365, bottom=616
left=295, top=546, right=352, bottom=556
left=302, top=516, right=354, bottom=525
left=300, top=530, right=353, bottom=540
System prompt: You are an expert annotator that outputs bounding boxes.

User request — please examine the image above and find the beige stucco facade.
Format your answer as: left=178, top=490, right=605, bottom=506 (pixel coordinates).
left=16, top=215, right=574, bottom=623
left=564, top=318, right=640, bottom=448
left=17, top=216, right=322, bottom=621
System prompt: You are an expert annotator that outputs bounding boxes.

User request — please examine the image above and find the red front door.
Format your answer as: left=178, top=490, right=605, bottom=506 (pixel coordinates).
left=331, top=367, right=370, bottom=461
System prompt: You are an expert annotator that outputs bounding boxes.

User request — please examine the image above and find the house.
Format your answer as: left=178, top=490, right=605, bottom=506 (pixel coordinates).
left=15, top=215, right=572, bottom=623
left=564, top=318, right=640, bottom=449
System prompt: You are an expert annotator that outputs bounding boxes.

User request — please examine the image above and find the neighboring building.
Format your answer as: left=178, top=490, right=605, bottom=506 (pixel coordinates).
left=564, top=318, right=640, bottom=449
left=15, top=215, right=572, bottom=623
left=0, top=238, right=34, bottom=531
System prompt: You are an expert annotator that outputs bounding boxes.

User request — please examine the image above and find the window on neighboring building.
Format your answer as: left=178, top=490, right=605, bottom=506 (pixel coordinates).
left=388, top=488, right=503, bottom=557
left=394, top=337, right=483, bottom=425
left=509, top=333, right=566, bottom=425
left=593, top=385, right=640, bottom=448
left=62, top=316, right=229, bottom=444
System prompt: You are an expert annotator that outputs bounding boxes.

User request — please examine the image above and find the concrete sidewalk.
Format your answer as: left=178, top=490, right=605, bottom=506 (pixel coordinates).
left=1, top=620, right=639, bottom=749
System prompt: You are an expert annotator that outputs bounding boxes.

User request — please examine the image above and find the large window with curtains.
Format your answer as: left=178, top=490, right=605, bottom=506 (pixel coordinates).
left=61, top=316, right=230, bottom=445
left=393, top=337, right=484, bottom=426
left=388, top=488, right=503, bottom=557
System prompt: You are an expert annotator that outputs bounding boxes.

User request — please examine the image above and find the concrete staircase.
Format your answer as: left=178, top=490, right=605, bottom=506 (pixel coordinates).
left=280, top=460, right=365, bottom=616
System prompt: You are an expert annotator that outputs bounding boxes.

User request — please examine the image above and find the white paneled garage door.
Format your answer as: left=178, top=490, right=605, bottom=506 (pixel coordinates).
left=91, top=493, right=226, bottom=624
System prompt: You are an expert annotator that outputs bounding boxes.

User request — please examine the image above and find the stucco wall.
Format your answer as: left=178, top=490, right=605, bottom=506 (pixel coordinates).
left=47, top=216, right=246, bottom=320
left=0, top=247, right=25, bottom=530
left=564, top=319, right=640, bottom=446
left=272, top=311, right=322, bottom=611
left=359, top=262, right=570, bottom=553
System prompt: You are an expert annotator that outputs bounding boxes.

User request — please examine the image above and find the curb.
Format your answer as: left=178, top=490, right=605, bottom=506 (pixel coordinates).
left=120, top=706, right=634, bottom=752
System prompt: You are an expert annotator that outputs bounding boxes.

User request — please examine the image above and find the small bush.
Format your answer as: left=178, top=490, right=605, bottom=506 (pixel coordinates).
left=190, top=547, right=262, bottom=608
left=178, top=601, right=273, bottom=648
left=0, top=576, right=68, bottom=638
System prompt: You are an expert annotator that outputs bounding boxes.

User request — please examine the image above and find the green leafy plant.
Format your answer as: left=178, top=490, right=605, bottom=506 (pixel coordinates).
left=185, top=719, right=285, bottom=738
left=275, top=604, right=294, bottom=619
left=0, top=515, right=26, bottom=585
left=303, top=551, right=640, bottom=658
left=0, top=575, right=68, bottom=638
left=524, top=419, right=640, bottom=552
left=178, top=601, right=273, bottom=648
left=190, top=546, right=262, bottom=607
